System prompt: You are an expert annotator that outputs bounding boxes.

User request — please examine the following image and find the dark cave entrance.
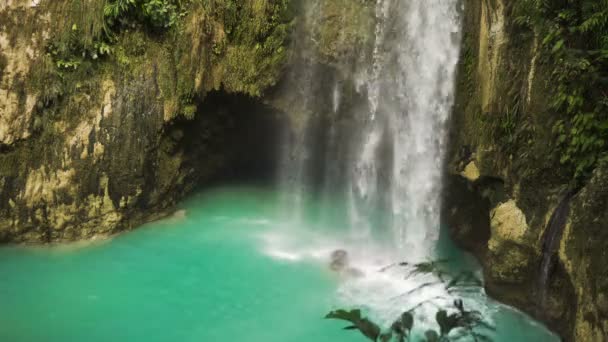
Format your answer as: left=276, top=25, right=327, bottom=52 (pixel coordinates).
left=165, top=90, right=287, bottom=189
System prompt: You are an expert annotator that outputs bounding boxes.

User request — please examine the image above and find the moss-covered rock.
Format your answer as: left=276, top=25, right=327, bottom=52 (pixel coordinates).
left=312, top=0, right=374, bottom=70
left=486, top=200, right=536, bottom=283
left=446, top=0, right=606, bottom=340
left=560, top=161, right=608, bottom=341
left=0, top=0, right=291, bottom=243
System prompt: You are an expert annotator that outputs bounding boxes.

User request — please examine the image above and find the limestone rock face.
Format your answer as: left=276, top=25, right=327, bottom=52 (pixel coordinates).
left=489, top=200, right=529, bottom=248
left=560, top=163, right=608, bottom=341
left=0, top=0, right=289, bottom=243
left=487, top=200, right=533, bottom=283
left=0, top=0, right=43, bottom=145
left=461, top=161, right=480, bottom=182
left=312, top=0, right=374, bottom=69
left=445, top=0, right=607, bottom=340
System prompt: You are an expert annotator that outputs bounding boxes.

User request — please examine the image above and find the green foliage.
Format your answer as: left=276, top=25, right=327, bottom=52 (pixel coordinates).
left=327, top=299, right=493, bottom=342
left=325, top=309, right=382, bottom=341
left=327, top=262, right=493, bottom=341
left=46, top=25, right=113, bottom=70
left=435, top=300, right=494, bottom=341
left=494, top=95, right=523, bottom=153
left=104, top=0, right=187, bottom=30
left=104, top=0, right=138, bottom=25
left=313, top=0, right=375, bottom=64
left=513, top=0, right=546, bottom=30
left=460, top=40, right=476, bottom=95
left=325, top=309, right=415, bottom=342
left=201, top=0, right=294, bottom=96
left=143, top=0, right=181, bottom=28
left=514, top=0, right=608, bottom=181
left=45, top=0, right=187, bottom=74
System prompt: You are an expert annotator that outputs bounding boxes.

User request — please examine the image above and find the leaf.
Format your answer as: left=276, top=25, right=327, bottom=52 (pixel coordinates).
left=379, top=333, right=392, bottom=342
left=391, top=311, right=414, bottom=341
left=552, top=39, right=565, bottom=53
left=325, top=309, right=362, bottom=321
left=436, top=310, right=458, bottom=336
left=325, top=309, right=380, bottom=341
left=425, top=330, right=440, bottom=342
left=401, top=312, right=414, bottom=331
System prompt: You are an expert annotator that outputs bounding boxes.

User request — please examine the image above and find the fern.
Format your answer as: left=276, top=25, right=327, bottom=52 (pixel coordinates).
left=516, top=0, right=608, bottom=181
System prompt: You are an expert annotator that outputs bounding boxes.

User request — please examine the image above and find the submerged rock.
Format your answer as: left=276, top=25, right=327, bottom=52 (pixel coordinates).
left=329, top=249, right=365, bottom=279
left=330, top=249, right=349, bottom=271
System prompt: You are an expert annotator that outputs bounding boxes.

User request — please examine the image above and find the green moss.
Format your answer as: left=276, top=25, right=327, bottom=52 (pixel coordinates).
left=221, top=25, right=289, bottom=96
left=313, top=0, right=374, bottom=65
left=44, top=0, right=107, bottom=49
left=197, top=0, right=294, bottom=96
left=458, top=34, right=476, bottom=97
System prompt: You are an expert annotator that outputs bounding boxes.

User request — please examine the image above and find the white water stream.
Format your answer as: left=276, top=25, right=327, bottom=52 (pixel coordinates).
left=350, top=0, right=461, bottom=260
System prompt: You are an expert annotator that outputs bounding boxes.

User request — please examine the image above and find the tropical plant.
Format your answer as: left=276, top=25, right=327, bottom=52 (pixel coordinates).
left=325, top=309, right=415, bottom=342
left=326, top=299, right=493, bottom=342
left=46, top=0, right=187, bottom=73
left=514, top=0, right=608, bottom=181
left=104, top=0, right=186, bottom=29
left=326, top=260, right=493, bottom=342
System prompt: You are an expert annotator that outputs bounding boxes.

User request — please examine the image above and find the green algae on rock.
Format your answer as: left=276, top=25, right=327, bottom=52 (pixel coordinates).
left=445, top=0, right=608, bottom=340
left=0, top=0, right=292, bottom=243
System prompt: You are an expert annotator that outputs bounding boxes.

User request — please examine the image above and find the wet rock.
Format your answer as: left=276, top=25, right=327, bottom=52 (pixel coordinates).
left=460, top=161, right=480, bottom=182
left=329, top=249, right=365, bottom=279
left=330, top=249, right=349, bottom=271
left=0, top=1, right=289, bottom=243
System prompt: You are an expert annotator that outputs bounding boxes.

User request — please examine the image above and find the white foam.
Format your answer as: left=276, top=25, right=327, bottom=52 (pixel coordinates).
left=258, top=226, right=467, bottom=331
left=238, top=218, right=272, bottom=226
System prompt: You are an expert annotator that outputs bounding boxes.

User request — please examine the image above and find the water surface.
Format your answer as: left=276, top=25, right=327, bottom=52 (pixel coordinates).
left=0, top=186, right=558, bottom=341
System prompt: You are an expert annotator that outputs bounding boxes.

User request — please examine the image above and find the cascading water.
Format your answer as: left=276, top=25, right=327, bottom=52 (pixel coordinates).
left=276, top=1, right=321, bottom=221
left=350, top=0, right=461, bottom=260
left=278, top=0, right=462, bottom=255
left=267, top=0, right=557, bottom=339
left=271, top=0, right=465, bottom=328
left=538, top=191, right=576, bottom=311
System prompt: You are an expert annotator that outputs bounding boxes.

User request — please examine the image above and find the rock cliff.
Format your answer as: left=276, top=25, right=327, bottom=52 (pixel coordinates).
left=445, top=0, right=608, bottom=340
left=0, top=0, right=289, bottom=242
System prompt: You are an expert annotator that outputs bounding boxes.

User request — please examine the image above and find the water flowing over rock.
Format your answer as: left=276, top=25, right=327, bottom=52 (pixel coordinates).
left=280, top=0, right=462, bottom=261
left=538, top=191, right=575, bottom=313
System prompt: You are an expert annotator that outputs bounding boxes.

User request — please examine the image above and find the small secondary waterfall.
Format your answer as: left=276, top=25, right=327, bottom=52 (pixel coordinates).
left=538, top=191, right=576, bottom=310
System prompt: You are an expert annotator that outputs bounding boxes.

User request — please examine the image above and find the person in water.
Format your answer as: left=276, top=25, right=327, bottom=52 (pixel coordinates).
left=329, top=249, right=364, bottom=278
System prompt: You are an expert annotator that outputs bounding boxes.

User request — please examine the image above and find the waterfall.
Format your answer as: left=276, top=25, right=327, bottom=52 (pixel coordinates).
left=277, top=0, right=322, bottom=221
left=266, top=4, right=557, bottom=338
left=350, top=0, right=462, bottom=259
left=278, top=0, right=461, bottom=251
left=273, top=0, right=462, bottom=325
